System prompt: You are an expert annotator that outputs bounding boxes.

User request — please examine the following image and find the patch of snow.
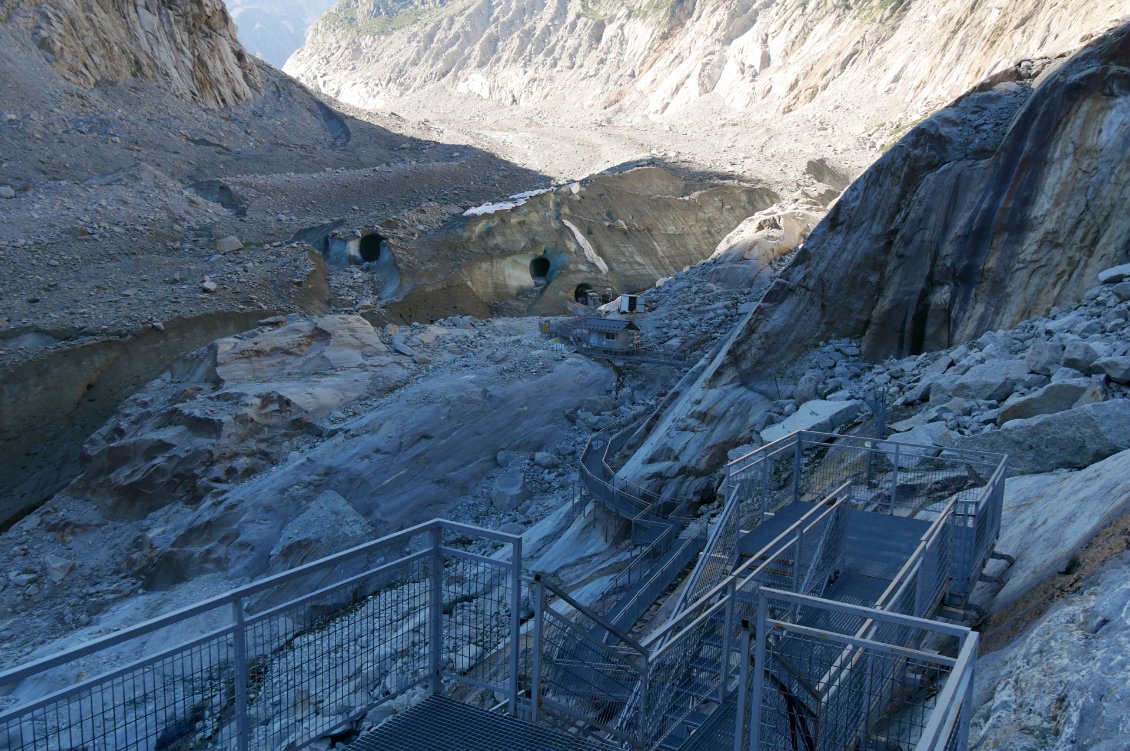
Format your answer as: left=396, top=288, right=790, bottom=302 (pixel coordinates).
left=562, top=218, right=609, bottom=274
left=463, top=187, right=552, bottom=216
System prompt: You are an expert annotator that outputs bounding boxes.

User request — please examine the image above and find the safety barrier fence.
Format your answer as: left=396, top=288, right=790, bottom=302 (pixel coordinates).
left=1, top=428, right=1001, bottom=751
left=579, top=426, right=1004, bottom=750
left=0, top=521, right=522, bottom=751
left=719, top=431, right=1006, bottom=603
left=746, top=588, right=978, bottom=751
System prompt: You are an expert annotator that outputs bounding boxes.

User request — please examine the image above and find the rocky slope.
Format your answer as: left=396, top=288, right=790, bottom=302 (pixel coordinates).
left=290, top=0, right=1126, bottom=118
left=0, top=0, right=559, bottom=528
left=617, top=21, right=1130, bottom=495
left=0, top=255, right=760, bottom=664
left=224, top=0, right=336, bottom=67
left=286, top=0, right=1128, bottom=186
left=0, top=0, right=261, bottom=109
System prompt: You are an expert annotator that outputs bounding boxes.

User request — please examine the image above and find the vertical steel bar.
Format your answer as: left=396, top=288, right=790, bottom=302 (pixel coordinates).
left=748, top=589, right=768, bottom=751
left=720, top=580, right=736, bottom=702
left=957, top=635, right=978, bottom=751
left=429, top=524, right=443, bottom=695
left=890, top=444, right=900, bottom=514
left=509, top=536, right=522, bottom=716
left=531, top=576, right=545, bottom=724
left=793, top=529, right=803, bottom=592
left=231, top=599, right=250, bottom=751
left=734, top=618, right=753, bottom=751
left=792, top=434, right=803, bottom=502
left=858, top=651, right=873, bottom=747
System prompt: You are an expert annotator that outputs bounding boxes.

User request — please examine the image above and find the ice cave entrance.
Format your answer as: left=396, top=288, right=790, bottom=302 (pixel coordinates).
left=359, top=232, right=385, bottom=263
left=530, top=256, right=551, bottom=285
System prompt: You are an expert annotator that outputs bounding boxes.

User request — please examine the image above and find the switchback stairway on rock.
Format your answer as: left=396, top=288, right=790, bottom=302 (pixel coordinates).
left=0, top=435, right=1005, bottom=751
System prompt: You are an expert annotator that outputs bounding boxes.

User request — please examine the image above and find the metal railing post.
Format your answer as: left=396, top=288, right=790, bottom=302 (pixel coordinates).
left=641, top=661, right=651, bottom=751
left=720, top=580, right=736, bottom=702
left=890, top=445, right=900, bottom=514
left=231, top=599, right=250, bottom=751
left=792, top=435, right=803, bottom=502
left=858, top=651, right=875, bottom=747
left=429, top=524, right=444, bottom=695
left=793, top=528, right=804, bottom=592
left=957, top=638, right=978, bottom=751
left=734, top=618, right=753, bottom=751
left=531, top=575, right=545, bottom=724
left=509, top=537, right=522, bottom=716
left=749, top=591, right=768, bottom=751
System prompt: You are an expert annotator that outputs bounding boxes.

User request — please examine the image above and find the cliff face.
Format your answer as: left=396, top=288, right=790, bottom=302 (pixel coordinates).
left=729, top=22, right=1130, bottom=383
left=616, top=22, right=1130, bottom=497
left=287, top=0, right=1127, bottom=121
left=0, top=0, right=260, bottom=108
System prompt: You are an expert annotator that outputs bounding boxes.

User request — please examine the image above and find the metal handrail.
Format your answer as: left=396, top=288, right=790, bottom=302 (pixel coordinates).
left=534, top=576, right=648, bottom=658
left=0, top=519, right=524, bottom=751
left=646, top=482, right=853, bottom=650
left=0, top=518, right=517, bottom=687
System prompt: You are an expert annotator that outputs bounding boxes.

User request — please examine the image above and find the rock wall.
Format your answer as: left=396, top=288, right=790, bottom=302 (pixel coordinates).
left=384, top=166, right=779, bottom=320
left=0, top=0, right=260, bottom=108
left=729, top=23, right=1130, bottom=385
left=287, top=0, right=1127, bottom=121
left=617, top=25, right=1130, bottom=495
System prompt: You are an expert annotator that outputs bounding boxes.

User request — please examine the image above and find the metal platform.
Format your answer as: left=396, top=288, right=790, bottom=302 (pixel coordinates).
left=739, top=503, right=929, bottom=607
left=350, top=696, right=621, bottom=751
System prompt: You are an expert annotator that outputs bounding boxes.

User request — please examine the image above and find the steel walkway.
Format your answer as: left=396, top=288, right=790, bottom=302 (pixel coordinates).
left=350, top=696, right=622, bottom=751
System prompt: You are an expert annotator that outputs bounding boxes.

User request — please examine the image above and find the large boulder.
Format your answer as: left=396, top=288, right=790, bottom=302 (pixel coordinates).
left=268, top=490, right=374, bottom=573
left=887, top=422, right=949, bottom=469
left=1094, top=356, right=1130, bottom=383
left=761, top=399, right=862, bottom=444
left=1024, top=339, right=1064, bottom=376
left=949, top=360, right=1029, bottom=402
left=996, top=379, right=1092, bottom=425
left=491, top=470, right=530, bottom=512
left=74, top=316, right=407, bottom=520
left=948, top=399, right=1130, bottom=473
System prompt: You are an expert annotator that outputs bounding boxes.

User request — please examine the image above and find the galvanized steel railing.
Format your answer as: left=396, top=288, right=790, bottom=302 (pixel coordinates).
left=528, top=576, right=648, bottom=746
left=591, top=429, right=1005, bottom=751
left=747, top=588, right=979, bottom=751
left=0, top=520, right=523, bottom=751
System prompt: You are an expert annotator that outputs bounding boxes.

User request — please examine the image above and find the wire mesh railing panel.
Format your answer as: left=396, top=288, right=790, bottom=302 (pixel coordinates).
left=673, top=497, right=740, bottom=615
left=608, top=520, right=708, bottom=633
left=637, top=606, right=729, bottom=749
left=245, top=553, right=431, bottom=751
left=857, top=650, right=950, bottom=751
left=1, top=628, right=239, bottom=751
left=537, top=605, right=644, bottom=740
left=749, top=589, right=974, bottom=751
left=439, top=551, right=515, bottom=695
left=0, top=520, right=523, bottom=751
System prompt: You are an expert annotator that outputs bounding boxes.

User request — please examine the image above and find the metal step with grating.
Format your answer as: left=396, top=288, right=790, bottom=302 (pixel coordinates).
left=350, top=696, right=624, bottom=751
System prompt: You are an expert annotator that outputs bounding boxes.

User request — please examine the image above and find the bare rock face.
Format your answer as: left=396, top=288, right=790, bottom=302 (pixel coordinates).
left=73, top=315, right=409, bottom=521
left=47, top=313, right=614, bottom=588
left=729, top=24, right=1130, bottom=383
left=617, top=26, right=1130, bottom=495
left=1, top=0, right=260, bottom=108
left=288, top=0, right=1126, bottom=122
left=386, top=167, right=779, bottom=319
